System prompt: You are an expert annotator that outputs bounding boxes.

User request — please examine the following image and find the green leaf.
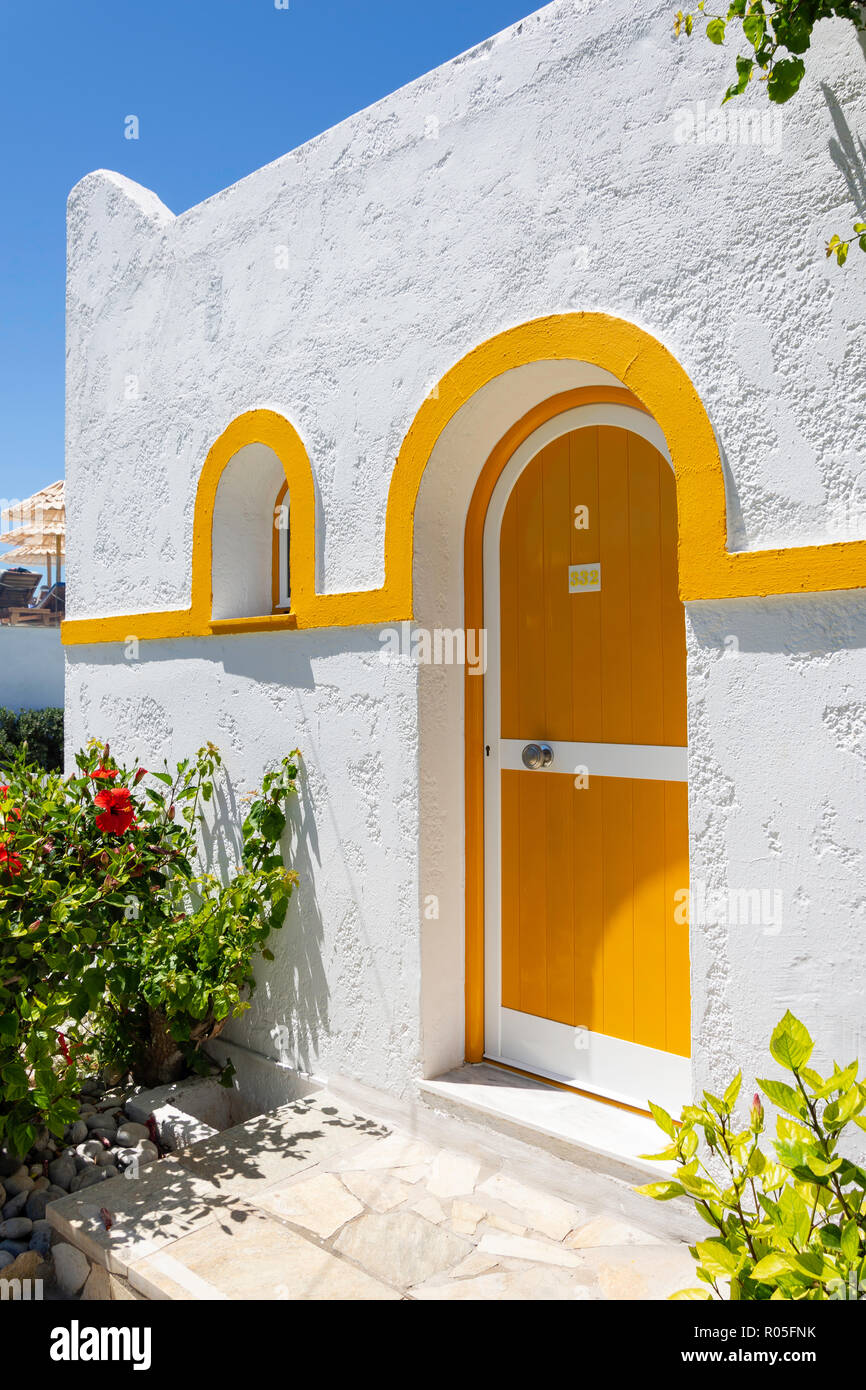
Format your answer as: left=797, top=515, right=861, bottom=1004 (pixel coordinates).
left=634, top=1180, right=686, bottom=1201
left=680, top=1173, right=721, bottom=1200
left=841, top=1219, right=860, bottom=1264
left=706, top=17, right=726, bottom=44
left=758, top=1077, right=807, bottom=1117
left=751, top=1252, right=794, bottom=1281
left=670, top=1287, right=713, bottom=1301
left=769, top=1011, right=813, bottom=1072
left=772, top=10, right=813, bottom=55
left=649, top=1100, right=677, bottom=1139
left=806, top=1154, right=842, bottom=1178
left=742, top=14, right=764, bottom=47
left=723, top=1071, right=742, bottom=1109
left=695, top=1238, right=740, bottom=1277
left=723, top=53, right=753, bottom=103
left=766, top=56, right=806, bottom=104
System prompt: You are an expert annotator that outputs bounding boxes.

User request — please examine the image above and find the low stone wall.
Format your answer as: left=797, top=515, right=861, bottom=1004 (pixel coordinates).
left=0, top=1074, right=241, bottom=1302
left=0, top=626, right=63, bottom=711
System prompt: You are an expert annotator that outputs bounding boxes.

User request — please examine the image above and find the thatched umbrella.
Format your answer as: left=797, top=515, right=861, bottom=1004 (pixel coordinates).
left=1, top=481, right=65, bottom=588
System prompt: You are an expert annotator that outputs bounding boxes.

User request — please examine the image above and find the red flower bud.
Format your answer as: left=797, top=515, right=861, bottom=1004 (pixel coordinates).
left=168, top=804, right=176, bottom=821
left=751, top=1092, right=765, bottom=1132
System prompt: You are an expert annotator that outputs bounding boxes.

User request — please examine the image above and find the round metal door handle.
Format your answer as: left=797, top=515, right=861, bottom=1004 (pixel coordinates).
left=522, top=742, right=554, bottom=770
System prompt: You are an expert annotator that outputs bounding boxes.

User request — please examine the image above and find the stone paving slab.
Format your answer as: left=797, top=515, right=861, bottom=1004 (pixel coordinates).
left=176, top=1094, right=389, bottom=1198
left=128, top=1206, right=400, bottom=1301
left=46, top=1159, right=231, bottom=1276
left=49, top=1087, right=696, bottom=1300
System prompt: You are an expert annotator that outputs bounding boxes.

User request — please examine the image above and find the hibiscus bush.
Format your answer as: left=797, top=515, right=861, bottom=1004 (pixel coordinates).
left=0, top=740, right=299, bottom=1157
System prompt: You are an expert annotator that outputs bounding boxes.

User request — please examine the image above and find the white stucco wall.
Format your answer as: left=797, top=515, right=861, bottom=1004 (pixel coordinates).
left=65, top=0, right=866, bottom=1102
left=0, top=627, right=64, bottom=711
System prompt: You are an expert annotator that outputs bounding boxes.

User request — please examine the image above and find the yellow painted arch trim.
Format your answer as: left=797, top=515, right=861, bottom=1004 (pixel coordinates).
left=62, top=312, right=866, bottom=646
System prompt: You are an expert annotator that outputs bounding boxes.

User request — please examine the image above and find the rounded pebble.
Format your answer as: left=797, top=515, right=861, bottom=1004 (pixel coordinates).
left=115, top=1122, right=149, bottom=1147
left=0, top=1251, right=13, bottom=1270
left=47, top=1158, right=76, bottom=1191
left=0, top=1239, right=28, bottom=1256
left=76, top=1140, right=105, bottom=1161
left=5, top=1168, right=34, bottom=1197
left=54, top=1240, right=91, bottom=1295
left=0, top=1217, right=32, bottom=1240
left=24, top=1191, right=51, bottom=1222
left=28, top=1219, right=52, bottom=1257
left=3, top=1191, right=29, bottom=1220
left=85, top=1113, right=114, bottom=1133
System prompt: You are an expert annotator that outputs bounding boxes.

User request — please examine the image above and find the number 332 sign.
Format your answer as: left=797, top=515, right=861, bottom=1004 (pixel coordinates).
left=568, top=563, right=601, bottom=593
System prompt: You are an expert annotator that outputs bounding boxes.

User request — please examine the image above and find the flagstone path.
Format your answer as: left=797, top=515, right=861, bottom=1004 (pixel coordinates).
left=48, top=1091, right=697, bottom=1300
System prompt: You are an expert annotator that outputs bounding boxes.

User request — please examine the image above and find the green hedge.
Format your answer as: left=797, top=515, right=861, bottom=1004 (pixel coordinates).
left=0, top=707, right=64, bottom=773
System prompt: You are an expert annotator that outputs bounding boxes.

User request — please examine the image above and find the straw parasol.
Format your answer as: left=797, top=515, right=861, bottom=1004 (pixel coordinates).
left=1, top=481, right=65, bottom=587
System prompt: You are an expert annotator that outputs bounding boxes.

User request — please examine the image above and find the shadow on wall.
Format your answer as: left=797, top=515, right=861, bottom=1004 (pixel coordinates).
left=822, top=82, right=866, bottom=219
left=199, top=759, right=331, bottom=1077
left=688, top=589, right=866, bottom=656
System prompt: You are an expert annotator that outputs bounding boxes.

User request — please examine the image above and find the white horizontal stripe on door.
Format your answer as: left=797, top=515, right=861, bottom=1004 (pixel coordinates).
left=498, top=739, right=688, bottom=782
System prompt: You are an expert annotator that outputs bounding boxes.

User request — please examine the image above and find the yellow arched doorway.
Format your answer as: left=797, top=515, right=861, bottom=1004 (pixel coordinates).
left=465, top=385, right=691, bottom=1112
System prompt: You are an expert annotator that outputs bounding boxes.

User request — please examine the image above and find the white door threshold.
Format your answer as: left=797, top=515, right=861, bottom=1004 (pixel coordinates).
left=419, top=1063, right=677, bottom=1186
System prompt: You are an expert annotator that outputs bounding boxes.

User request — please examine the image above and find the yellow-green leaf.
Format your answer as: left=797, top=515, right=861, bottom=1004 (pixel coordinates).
left=634, top=1180, right=686, bottom=1201
left=751, top=1253, right=794, bottom=1281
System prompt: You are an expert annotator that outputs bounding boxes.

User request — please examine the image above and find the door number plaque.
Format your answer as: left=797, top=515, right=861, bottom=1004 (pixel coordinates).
left=568, top=563, right=601, bottom=593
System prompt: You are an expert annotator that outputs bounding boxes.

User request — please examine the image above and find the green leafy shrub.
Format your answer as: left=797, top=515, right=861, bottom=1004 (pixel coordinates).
left=639, top=1011, right=866, bottom=1300
left=0, top=706, right=63, bottom=773
left=0, top=741, right=299, bottom=1156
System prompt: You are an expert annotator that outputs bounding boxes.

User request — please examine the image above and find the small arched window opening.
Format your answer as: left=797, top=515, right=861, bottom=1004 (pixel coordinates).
left=272, top=480, right=290, bottom=612
left=211, top=443, right=289, bottom=622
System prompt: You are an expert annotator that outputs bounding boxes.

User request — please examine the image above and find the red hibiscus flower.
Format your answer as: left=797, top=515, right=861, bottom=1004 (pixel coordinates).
left=89, top=766, right=119, bottom=781
left=94, top=787, right=135, bottom=835
left=0, top=845, right=22, bottom=876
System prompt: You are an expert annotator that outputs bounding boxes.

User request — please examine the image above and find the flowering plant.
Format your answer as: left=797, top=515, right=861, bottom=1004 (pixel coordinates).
left=0, top=741, right=299, bottom=1157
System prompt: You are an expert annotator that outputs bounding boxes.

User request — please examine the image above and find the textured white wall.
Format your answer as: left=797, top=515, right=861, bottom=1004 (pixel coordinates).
left=65, top=0, right=866, bottom=1099
left=65, top=634, right=422, bottom=1094
left=0, top=628, right=64, bottom=711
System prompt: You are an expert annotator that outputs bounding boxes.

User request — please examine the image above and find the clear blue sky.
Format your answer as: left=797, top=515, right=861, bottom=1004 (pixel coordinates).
left=0, top=0, right=536, bottom=528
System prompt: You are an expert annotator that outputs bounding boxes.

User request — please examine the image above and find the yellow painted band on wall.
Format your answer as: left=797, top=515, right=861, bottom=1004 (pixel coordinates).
left=62, top=312, right=866, bottom=647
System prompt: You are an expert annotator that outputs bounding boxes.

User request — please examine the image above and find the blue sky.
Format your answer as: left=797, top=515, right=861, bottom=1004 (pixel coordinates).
left=0, top=0, right=535, bottom=548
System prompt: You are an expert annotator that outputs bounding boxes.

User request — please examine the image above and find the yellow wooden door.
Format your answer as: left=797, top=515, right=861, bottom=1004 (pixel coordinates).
left=493, top=423, right=689, bottom=1109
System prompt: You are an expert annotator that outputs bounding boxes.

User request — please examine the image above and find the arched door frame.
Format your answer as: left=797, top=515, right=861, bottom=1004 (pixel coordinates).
left=463, top=385, right=661, bottom=1063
